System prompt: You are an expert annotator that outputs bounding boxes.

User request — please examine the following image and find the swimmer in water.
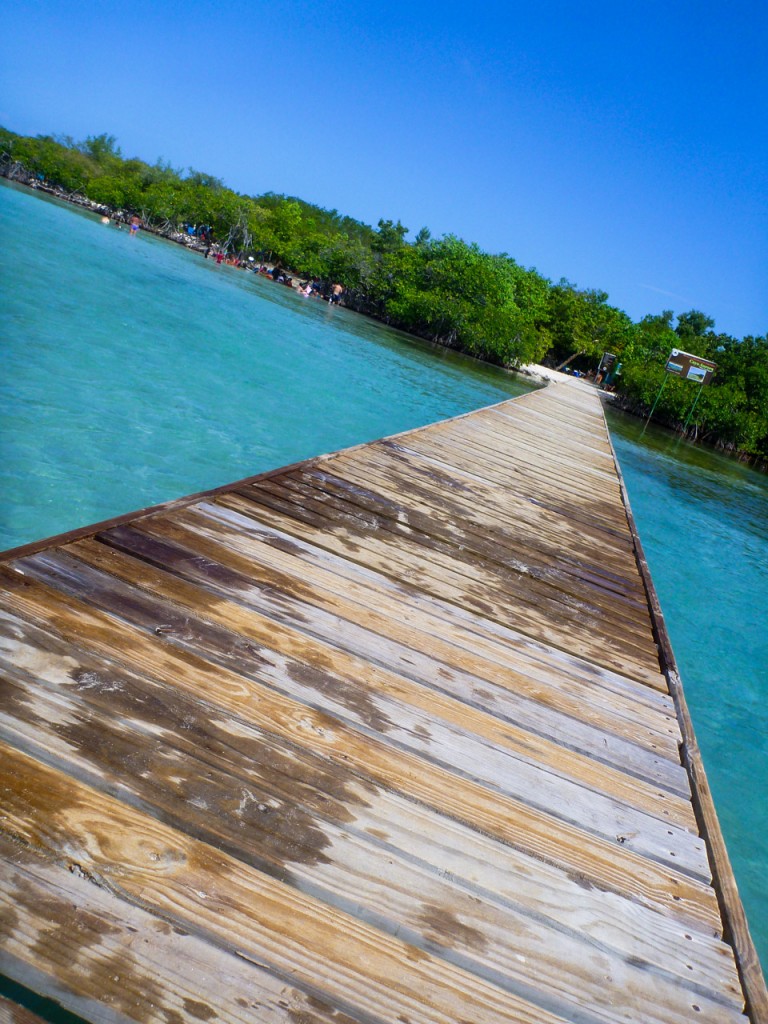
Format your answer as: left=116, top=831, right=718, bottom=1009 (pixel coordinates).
left=129, top=215, right=140, bottom=236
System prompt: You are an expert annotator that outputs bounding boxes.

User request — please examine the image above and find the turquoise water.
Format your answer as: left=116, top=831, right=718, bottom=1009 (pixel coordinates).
left=0, top=179, right=531, bottom=549
left=607, top=408, right=768, bottom=958
left=1, top=179, right=766, bottom=967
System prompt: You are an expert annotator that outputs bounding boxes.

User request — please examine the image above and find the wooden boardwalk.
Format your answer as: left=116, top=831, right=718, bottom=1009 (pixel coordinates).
left=0, top=382, right=764, bottom=1024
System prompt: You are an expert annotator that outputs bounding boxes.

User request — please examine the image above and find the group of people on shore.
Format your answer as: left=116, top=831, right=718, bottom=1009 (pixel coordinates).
left=203, top=246, right=245, bottom=267
left=298, top=278, right=344, bottom=304
left=98, top=205, right=346, bottom=304
left=200, top=247, right=345, bottom=303
left=259, top=262, right=344, bottom=303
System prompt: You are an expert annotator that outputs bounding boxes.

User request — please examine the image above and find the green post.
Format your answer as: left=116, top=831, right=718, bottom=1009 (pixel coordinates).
left=682, top=383, right=705, bottom=435
left=642, top=374, right=669, bottom=435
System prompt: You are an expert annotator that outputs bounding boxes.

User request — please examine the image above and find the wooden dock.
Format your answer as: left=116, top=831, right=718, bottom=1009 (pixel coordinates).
left=0, top=381, right=765, bottom=1024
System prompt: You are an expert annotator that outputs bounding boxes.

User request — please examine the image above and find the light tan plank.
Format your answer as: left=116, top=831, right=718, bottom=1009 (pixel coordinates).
left=0, top=745, right=748, bottom=1024
left=8, top=546, right=710, bottom=880
left=0, top=568, right=723, bottom=932
left=0, top=836, right=367, bottom=1024
left=76, top=526, right=690, bottom=804
left=0, top=657, right=743, bottom=1012
left=197, top=498, right=674, bottom=713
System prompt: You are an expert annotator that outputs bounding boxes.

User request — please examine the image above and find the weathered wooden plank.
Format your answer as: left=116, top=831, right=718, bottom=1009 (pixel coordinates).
left=85, top=523, right=687, bottom=791
left=401, top=421, right=627, bottom=516
left=0, top=382, right=761, bottom=1023
left=300, top=459, right=648, bottom=604
left=0, top=609, right=723, bottom=968
left=377, top=454, right=630, bottom=573
left=259, top=462, right=654, bottom=639
left=0, top=568, right=723, bottom=934
left=301, top=446, right=631, bottom=573
left=0, top=693, right=746, bottom=1023
left=400, top=419, right=621, bottom=497
left=8, top=545, right=707, bottom=878
left=0, top=836, right=367, bottom=1024
left=0, top=579, right=701, bottom=890
left=345, top=443, right=641, bottom=597
left=189, top=493, right=659, bottom=679
left=0, top=745, right=748, bottom=1024
left=390, top=424, right=634, bottom=526
left=196, top=498, right=674, bottom=714
left=0, top=649, right=742, bottom=1009
left=354, top=432, right=633, bottom=555
left=247, top=470, right=654, bottom=648
left=465, top=406, right=620, bottom=466
left=491, top=399, right=618, bottom=446
left=105, top=510, right=683, bottom=766
left=0, top=994, right=50, bottom=1024
left=230, top=482, right=663, bottom=681
left=379, top=446, right=638, bottom=588
left=0, top=743, right=576, bottom=1024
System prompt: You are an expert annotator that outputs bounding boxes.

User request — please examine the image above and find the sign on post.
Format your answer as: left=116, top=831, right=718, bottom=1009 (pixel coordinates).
left=664, top=349, right=717, bottom=386
left=643, top=348, right=718, bottom=435
left=598, top=352, right=616, bottom=376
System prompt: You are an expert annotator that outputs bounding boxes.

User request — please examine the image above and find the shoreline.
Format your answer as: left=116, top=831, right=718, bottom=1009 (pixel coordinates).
left=3, top=171, right=763, bottom=469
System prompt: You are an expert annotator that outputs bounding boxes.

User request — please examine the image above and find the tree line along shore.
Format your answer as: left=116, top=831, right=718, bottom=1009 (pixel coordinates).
left=2, top=128, right=766, bottom=465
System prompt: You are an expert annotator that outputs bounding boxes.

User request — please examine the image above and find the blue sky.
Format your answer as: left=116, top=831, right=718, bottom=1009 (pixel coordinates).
left=2, top=0, right=766, bottom=338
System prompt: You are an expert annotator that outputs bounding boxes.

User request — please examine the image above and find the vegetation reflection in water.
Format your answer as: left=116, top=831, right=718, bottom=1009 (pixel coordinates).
left=1, top=178, right=766, bottom=970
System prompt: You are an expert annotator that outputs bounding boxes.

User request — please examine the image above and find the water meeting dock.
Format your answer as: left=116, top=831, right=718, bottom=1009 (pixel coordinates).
left=0, top=382, right=765, bottom=1023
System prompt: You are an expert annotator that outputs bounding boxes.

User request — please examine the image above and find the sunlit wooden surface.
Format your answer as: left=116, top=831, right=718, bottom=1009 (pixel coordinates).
left=0, top=382, right=761, bottom=1022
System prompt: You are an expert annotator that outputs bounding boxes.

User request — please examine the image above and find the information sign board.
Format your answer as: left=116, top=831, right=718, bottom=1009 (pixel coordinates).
left=665, top=349, right=717, bottom=385
left=598, top=352, right=616, bottom=375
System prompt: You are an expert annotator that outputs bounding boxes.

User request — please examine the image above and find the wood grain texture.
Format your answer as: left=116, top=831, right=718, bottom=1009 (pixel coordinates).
left=0, top=380, right=761, bottom=1022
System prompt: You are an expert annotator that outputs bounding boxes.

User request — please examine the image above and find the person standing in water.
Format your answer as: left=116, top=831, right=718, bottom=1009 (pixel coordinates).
left=129, top=215, right=140, bottom=236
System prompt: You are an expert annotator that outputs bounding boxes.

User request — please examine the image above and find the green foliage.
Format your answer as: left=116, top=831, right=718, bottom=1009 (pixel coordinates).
left=546, top=282, right=634, bottom=366
left=6, top=133, right=98, bottom=191
left=78, top=133, right=122, bottom=166
left=675, top=309, right=715, bottom=340
left=2, top=124, right=766, bottom=459
left=373, top=218, right=409, bottom=254
left=361, top=236, right=550, bottom=366
left=185, top=168, right=224, bottom=190
left=626, top=311, right=677, bottom=363
left=618, top=319, right=768, bottom=457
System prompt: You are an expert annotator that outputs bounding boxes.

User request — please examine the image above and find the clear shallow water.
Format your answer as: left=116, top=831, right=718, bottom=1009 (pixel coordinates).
left=607, top=408, right=768, bottom=959
left=0, top=180, right=531, bottom=548
left=2, top=179, right=766, bottom=967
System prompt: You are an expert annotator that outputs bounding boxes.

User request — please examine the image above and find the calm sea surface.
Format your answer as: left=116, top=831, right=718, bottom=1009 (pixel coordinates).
left=2, top=178, right=766, bottom=964
left=0, top=180, right=535, bottom=547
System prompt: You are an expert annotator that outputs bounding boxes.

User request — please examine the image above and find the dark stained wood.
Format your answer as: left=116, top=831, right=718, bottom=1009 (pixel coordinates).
left=0, top=381, right=763, bottom=1022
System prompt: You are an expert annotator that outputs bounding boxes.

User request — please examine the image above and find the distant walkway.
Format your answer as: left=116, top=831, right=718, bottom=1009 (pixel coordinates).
left=0, top=382, right=764, bottom=1023
left=518, top=361, right=589, bottom=385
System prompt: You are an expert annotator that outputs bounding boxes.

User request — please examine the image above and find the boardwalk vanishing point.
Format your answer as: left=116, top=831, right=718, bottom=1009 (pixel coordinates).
left=0, top=381, right=765, bottom=1024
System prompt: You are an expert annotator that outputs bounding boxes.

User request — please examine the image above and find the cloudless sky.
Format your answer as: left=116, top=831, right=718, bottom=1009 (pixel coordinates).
left=2, top=0, right=766, bottom=338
